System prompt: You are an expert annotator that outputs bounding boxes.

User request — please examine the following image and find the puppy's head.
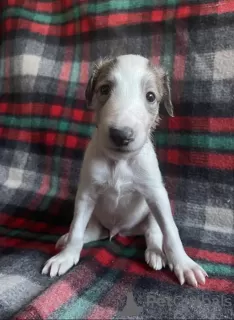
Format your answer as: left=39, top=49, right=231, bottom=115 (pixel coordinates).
left=85, top=54, right=173, bottom=158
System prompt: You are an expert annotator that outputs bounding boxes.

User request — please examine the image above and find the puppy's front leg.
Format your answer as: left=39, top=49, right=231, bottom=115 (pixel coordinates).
left=42, top=189, right=96, bottom=277
left=138, top=159, right=207, bottom=286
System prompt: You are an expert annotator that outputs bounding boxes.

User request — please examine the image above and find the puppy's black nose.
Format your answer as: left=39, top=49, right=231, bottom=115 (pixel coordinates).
left=109, top=126, right=134, bottom=147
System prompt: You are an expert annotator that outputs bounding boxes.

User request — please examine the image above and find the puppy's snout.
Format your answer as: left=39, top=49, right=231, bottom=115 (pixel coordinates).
left=109, top=126, right=134, bottom=147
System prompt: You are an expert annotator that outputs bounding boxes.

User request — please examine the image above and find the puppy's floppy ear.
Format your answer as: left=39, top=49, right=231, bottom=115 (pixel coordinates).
left=150, top=63, right=174, bottom=117
left=85, top=57, right=117, bottom=109
left=85, top=63, right=99, bottom=109
left=161, top=71, right=174, bottom=117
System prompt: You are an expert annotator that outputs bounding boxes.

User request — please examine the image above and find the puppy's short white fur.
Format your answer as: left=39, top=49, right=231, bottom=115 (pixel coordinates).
left=42, top=55, right=207, bottom=287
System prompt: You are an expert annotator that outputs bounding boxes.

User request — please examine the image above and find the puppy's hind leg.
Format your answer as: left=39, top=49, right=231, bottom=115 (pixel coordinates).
left=56, top=216, right=108, bottom=249
left=145, top=213, right=167, bottom=271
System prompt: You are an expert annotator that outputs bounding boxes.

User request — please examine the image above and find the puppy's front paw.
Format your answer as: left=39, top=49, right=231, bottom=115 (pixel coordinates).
left=168, top=254, right=208, bottom=287
left=42, top=248, right=80, bottom=277
left=145, top=248, right=166, bottom=271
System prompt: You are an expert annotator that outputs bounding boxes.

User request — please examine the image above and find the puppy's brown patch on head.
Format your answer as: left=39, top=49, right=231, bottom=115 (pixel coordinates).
left=85, top=57, right=117, bottom=108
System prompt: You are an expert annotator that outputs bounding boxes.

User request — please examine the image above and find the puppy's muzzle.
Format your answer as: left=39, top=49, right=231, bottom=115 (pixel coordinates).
left=109, top=126, right=135, bottom=147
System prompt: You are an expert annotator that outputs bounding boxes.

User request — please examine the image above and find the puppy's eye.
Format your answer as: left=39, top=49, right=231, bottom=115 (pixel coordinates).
left=100, top=84, right=111, bottom=95
left=146, top=91, right=156, bottom=103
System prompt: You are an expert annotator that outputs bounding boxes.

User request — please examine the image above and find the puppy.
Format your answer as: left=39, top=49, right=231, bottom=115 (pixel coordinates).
left=42, top=54, right=207, bottom=287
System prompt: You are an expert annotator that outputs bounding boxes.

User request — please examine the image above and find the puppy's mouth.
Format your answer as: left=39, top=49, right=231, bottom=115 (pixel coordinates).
left=108, top=146, right=142, bottom=154
left=109, top=147, right=132, bottom=153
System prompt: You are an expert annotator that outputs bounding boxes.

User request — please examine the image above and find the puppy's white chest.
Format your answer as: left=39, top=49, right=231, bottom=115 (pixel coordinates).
left=93, top=160, right=133, bottom=211
left=105, top=165, right=132, bottom=209
left=105, top=185, right=120, bottom=211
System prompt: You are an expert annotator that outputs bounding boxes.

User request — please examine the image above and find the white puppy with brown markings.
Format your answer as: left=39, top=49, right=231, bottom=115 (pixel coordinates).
left=42, top=54, right=207, bottom=287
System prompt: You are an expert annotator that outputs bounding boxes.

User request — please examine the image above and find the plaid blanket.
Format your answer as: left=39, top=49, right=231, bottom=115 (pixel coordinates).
left=0, top=0, right=233, bottom=319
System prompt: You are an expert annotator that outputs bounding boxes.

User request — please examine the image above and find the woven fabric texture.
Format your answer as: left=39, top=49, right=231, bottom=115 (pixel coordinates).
left=0, top=0, right=233, bottom=319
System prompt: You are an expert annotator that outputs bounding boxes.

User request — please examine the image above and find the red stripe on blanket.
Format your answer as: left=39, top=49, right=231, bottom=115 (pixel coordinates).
left=186, top=247, right=234, bottom=265
left=165, top=117, right=234, bottom=133
left=0, top=236, right=56, bottom=254
left=0, top=103, right=94, bottom=122
left=0, top=127, right=90, bottom=149
left=3, top=1, right=234, bottom=36
left=0, top=213, right=68, bottom=235
left=6, top=0, right=233, bottom=16
left=165, top=150, right=234, bottom=170
left=25, top=0, right=74, bottom=13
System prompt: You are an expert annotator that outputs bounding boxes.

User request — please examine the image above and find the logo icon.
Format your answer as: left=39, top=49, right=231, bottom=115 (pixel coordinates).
left=117, top=291, right=143, bottom=319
